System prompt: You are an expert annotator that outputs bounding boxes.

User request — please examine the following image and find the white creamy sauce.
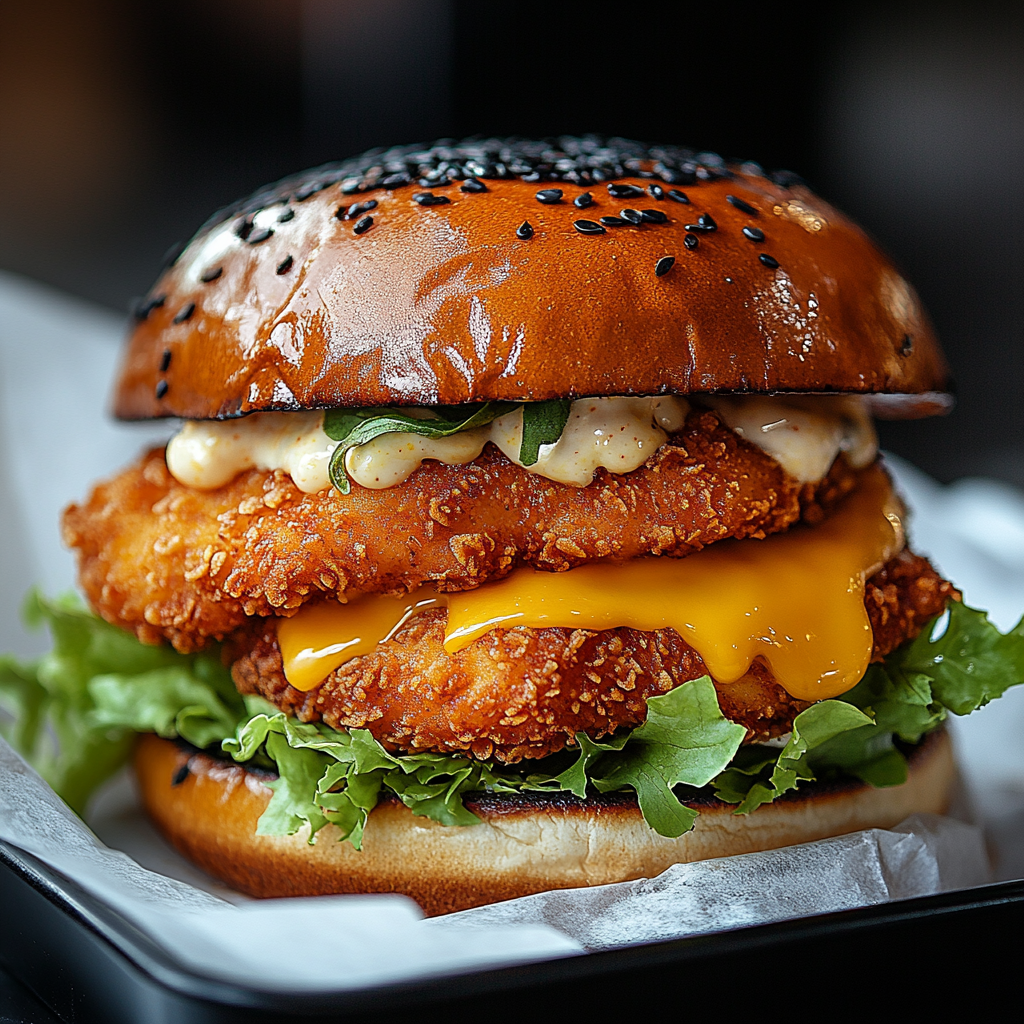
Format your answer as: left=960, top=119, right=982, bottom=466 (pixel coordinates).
left=164, top=394, right=876, bottom=494
left=350, top=396, right=689, bottom=489
left=701, top=395, right=877, bottom=482
left=166, top=412, right=335, bottom=492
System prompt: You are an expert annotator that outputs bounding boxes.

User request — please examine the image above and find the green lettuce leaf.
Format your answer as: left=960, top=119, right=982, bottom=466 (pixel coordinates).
left=0, top=591, right=244, bottom=813
left=726, top=701, right=875, bottom=814
left=845, top=601, right=1024, bottom=732
left=585, top=677, right=746, bottom=836
left=222, top=713, right=514, bottom=847
left=220, top=676, right=745, bottom=844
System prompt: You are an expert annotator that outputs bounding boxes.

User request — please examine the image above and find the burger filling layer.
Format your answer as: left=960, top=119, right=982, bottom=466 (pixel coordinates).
left=165, top=394, right=876, bottom=493
left=27, top=391, right=1022, bottom=844
left=278, top=464, right=903, bottom=700
left=234, top=549, right=955, bottom=763
left=65, top=406, right=859, bottom=650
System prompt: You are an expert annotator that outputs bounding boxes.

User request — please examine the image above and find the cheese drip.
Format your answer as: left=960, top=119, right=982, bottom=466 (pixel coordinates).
left=278, top=465, right=903, bottom=701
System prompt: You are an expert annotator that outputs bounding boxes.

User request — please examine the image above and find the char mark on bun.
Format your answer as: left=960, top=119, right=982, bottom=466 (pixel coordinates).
left=7, top=137, right=1020, bottom=915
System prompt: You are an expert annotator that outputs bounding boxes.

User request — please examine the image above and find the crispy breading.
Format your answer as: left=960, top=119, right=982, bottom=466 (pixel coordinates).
left=230, top=552, right=955, bottom=762
left=63, top=410, right=855, bottom=652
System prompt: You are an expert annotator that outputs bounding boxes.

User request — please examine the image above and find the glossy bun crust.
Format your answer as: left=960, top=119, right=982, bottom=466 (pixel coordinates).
left=135, top=729, right=956, bottom=916
left=114, top=139, right=951, bottom=421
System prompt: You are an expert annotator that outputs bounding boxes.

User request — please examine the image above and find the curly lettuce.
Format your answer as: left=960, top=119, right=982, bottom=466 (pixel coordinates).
left=2, top=594, right=1021, bottom=841
left=0, top=592, right=242, bottom=812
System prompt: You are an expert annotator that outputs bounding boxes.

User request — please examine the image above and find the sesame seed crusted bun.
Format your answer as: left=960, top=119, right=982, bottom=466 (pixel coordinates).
left=134, top=728, right=956, bottom=916
left=113, top=138, right=951, bottom=422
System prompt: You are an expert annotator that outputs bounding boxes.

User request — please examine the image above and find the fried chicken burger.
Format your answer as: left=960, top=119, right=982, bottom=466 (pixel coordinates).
left=27, top=138, right=1024, bottom=915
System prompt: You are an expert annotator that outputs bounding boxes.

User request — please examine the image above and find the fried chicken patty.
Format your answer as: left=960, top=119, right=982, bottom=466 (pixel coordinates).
left=63, top=409, right=856, bottom=652
left=231, top=550, right=956, bottom=763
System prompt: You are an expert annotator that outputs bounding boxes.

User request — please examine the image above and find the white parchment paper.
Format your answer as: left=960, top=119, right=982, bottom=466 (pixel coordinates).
left=0, top=270, right=1021, bottom=991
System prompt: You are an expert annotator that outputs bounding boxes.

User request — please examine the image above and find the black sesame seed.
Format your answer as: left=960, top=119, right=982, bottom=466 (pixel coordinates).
left=607, top=183, right=645, bottom=199
left=335, top=205, right=348, bottom=220
left=162, top=241, right=187, bottom=268
left=696, top=165, right=731, bottom=182
left=277, top=255, right=294, bottom=275
left=354, top=216, right=373, bottom=235
left=600, top=216, right=628, bottom=227
left=639, top=208, right=668, bottom=224
left=759, top=253, right=780, bottom=268
left=770, top=169, right=805, bottom=188
left=620, top=209, right=643, bottom=225
left=155, top=380, right=169, bottom=399
left=655, top=256, right=675, bottom=277
left=173, top=302, right=195, bottom=324
left=698, top=213, right=717, bottom=231
left=345, top=200, right=378, bottom=220
left=248, top=227, right=274, bottom=245
left=573, top=192, right=594, bottom=209
left=294, top=182, right=325, bottom=201
left=573, top=219, right=606, bottom=235
left=516, top=220, right=534, bottom=240
left=413, top=192, right=451, bottom=206
left=661, top=167, right=697, bottom=185
left=742, top=226, right=765, bottom=242
left=278, top=208, right=295, bottom=223
left=171, top=763, right=190, bottom=787
left=726, top=194, right=758, bottom=215
left=684, top=233, right=699, bottom=250
left=899, top=334, right=913, bottom=356
left=234, top=217, right=254, bottom=240
left=206, top=140, right=807, bottom=256
left=200, top=266, right=223, bottom=283
left=159, top=349, right=172, bottom=372
left=535, top=188, right=563, bottom=204
left=133, top=293, right=166, bottom=320
left=460, top=177, right=488, bottom=193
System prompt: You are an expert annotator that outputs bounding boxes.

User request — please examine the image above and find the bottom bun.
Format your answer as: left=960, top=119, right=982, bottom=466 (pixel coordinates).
left=135, top=729, right=956, bottom=916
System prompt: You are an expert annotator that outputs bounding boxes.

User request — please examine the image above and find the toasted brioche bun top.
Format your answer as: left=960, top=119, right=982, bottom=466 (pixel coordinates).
left=114, top=138, right=951, bottom=421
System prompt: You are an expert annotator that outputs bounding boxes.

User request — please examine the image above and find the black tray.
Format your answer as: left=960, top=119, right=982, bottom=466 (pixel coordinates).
left=1, top=838, right=1019, bottom=1023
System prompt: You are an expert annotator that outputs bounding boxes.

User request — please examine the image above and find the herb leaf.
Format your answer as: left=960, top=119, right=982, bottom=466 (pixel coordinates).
left=519, top=399, right=572, bottom=466
left=321, top=399, right=578, bottom=492
left=323, top=402, right=518, bottom=493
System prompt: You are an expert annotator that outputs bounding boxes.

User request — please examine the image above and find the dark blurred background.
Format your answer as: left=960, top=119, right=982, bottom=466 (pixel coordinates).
left=0, top=0, right=1020, bottom=484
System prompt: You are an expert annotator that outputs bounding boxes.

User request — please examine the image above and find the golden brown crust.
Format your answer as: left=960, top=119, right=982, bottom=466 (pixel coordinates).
left=63, top=410, right=852, bottom=652
left=867, top=549, right=960, bottom=661
left=230, top=551, right=954, bottom=762
left=113, top=167, right=950, bottom=421
left=134, top=729, right=957, bottom=915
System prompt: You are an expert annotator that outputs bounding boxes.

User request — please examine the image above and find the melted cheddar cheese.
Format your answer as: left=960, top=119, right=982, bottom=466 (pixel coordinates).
left=277, top=464, right=903, bottom=702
